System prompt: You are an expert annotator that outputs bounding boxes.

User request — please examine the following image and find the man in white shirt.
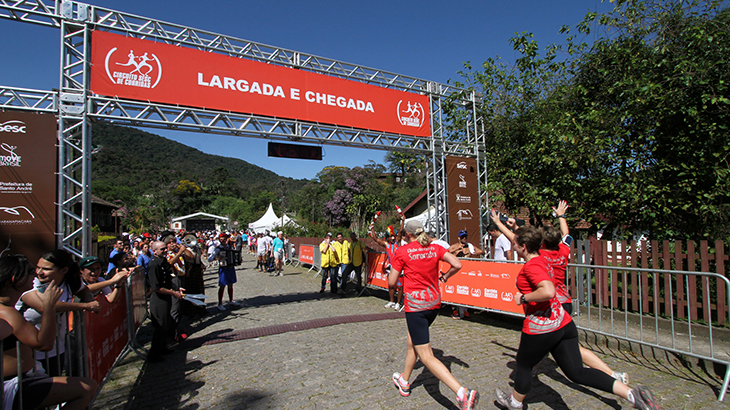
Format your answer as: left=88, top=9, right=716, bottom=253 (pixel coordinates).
left=488, top=224, right=511, bottom=261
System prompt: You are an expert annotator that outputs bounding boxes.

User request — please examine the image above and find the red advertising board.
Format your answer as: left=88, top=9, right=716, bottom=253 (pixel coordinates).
left=85, top=289, right=130, bottom=385
left=366, top=252, right=524, bottom=315
left=299, top=244, right=314, bottom=265
left=439, top=259, right=524, bottom=315
left=366, top=252, right=389, bottom=290
left=90, top=31, right=431, bottom=137
left=0, top=111, right=57, bottom=263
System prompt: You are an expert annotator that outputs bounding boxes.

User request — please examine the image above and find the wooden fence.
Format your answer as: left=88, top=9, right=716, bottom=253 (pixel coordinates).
left=570, top=239, right=728, bottom=326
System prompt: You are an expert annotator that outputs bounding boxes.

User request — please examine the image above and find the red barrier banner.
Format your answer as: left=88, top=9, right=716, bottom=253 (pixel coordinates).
left=440, top=259, right=524, bottom=315
left=85, top=288, right=130, bottom=385
left=90, top=31, right=431, bottom=137
left=366, top=252, right=525, bottom=315
left=366, top=252, right=389, bottom=290
left=299, top=245, right=314, bottom=265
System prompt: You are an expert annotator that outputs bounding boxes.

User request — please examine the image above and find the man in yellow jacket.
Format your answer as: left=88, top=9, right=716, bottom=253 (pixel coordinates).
left=335, top=233, right=351, bottom=294
left=341, top=232, right=369, bottom=294
left=319, top=233, right=340, bottom=293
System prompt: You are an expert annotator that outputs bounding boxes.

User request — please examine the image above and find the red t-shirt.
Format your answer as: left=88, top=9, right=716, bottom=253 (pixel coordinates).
left=539, top=240, right=571, bottom=304
left=515, top=255, right=571, bottom=335
left=391, top=241, right=447, bottom=312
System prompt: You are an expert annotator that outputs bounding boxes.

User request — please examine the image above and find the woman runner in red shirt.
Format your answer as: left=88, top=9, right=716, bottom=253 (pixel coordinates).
left=388, top=220, right=479, bottom=410
left=492, top=223, right=659, bottom=409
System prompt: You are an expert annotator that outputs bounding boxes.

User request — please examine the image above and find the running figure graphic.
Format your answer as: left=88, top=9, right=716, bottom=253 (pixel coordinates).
left=403, top=102, right=423, bottom=120
left=116, top=50, right=156, bottom=76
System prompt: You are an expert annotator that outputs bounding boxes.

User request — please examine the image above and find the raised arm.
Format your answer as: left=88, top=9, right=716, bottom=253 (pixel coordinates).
left=368, top=223, right=387, bottom=247
left=552, top=200, right=570, bottom=238
left=489, top=209, right=516, bottom=242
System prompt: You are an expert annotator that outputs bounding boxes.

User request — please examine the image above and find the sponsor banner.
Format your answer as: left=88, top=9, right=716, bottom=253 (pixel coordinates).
left=366, top=252, right=524, bottom=315
left=85, top=288, right=130, bottom=385
left=90, top=31, right=431, bottom=137
left=440, top=259, right=523, bottom=315
left=445, top=156, right=481, bottom=245
left=0, top=111, right=57, bottom=262
left=365, top=252, right=389, bottom=290
left=299, top=244, right=315, bottom=265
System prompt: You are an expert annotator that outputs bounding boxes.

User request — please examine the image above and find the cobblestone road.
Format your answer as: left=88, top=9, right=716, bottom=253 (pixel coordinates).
left=93, top=253, right=729, bottom=409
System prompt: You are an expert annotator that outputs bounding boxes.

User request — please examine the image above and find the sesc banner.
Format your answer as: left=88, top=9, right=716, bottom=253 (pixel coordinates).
left=90, top=31, right=431, bottom=137
left=0, top=111, right=57, bottom=263
left=445, top=156, right=480, bottom=245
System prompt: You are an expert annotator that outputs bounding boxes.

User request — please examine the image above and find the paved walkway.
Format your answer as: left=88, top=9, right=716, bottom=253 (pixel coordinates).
left=93, top=253, right=729, bottom=409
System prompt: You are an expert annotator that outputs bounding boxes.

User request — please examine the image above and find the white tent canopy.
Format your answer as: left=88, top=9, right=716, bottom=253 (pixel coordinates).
left=248, top=203, right=279, bottom=233
left=404, top=206, right=438, bottom=233
left=272, top=213, right=300, bottom=230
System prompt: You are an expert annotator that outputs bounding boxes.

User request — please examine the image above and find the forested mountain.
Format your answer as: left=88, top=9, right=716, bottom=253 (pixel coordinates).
left=90, top=122, right=306, bottom=205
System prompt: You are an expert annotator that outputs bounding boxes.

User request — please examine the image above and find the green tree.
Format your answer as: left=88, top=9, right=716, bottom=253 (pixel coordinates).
left=453, top=0, right=730, bottom=241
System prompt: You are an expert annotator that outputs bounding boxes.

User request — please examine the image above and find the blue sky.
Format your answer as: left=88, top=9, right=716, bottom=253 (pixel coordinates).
left=1, top=0, right=613, bottom=180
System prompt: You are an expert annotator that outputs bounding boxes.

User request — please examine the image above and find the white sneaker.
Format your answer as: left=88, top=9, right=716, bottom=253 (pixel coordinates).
left=228, top=301, right=241, bottom=307
left=384, top=302, right=396, bottom=309
left=393, top=303, right=402, bottom=311
left=612, top=371, right=629, bottom=385
left=217, top=304, right=227, bottom=311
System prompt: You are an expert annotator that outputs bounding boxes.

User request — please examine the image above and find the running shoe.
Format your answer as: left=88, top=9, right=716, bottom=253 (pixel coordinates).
left=612, top=371, right=629, bottom=385
left=217, top=304, right=227, bottom=311
left=385, top=302, right=396, bottom=308
left=494, top=388, right=521, bottom=409
left=228, top=300, right=241, bottom=307
left=393, top=303, right=402, bottom=311
left=633, top=386, right=661, bottom=410
left=392, top=372, right=410, bottom=397
left=457, top=388, right=479, bottom=410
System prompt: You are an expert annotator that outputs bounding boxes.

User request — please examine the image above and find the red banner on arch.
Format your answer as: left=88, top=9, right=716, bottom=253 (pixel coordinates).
left=90, top=31, right=431, bottom=137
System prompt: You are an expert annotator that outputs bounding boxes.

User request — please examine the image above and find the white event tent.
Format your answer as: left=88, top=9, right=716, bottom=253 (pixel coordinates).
left=248, top=204, right=300, bottom=233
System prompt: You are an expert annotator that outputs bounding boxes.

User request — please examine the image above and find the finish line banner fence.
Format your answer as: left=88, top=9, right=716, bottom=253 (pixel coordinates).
left=365, top=252, right=523, bottom=315
left=83, top=268, right=148, bottom=386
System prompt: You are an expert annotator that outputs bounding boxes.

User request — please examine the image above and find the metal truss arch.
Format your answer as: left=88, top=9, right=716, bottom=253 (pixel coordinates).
left=0, top=0, right=488, bottom=257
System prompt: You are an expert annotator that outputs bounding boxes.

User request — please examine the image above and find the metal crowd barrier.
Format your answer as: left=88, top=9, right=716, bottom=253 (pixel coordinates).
left=4, top=267, right=149, bottom=408
left=569, top=262, right=730, bottom=401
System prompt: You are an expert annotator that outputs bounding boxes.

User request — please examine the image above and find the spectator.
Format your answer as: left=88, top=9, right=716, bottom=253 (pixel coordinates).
left=106, top=238, right=125, bottom=274
left=136, top=242, right=153, bottom=275
left=147, top=241, right=184, bottom=362
left=0, top=254, right=97, bottom=410
left=340, top=232, right=369, bottom=294
left=449, top=230, right=485, bottom=258
left=487, top=223, right=511, bottom=260
left=272, top=231, right=285, bottom=276
left=208, top=233, right=241, bottom=310
left=256, top=233, right=269, bottom=272
left=17, top=249, right=100, bottom=376
left=238, top=231, right=247, bottom=252
left=448, top=229, right=484, bottom=319
left=368, top=214, right=406, bottom=310
left=334, top=232, right=349, bottom=294
left=318, top=233, right=339, bottom=293
left=79, top=256, right=130, bottom=304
